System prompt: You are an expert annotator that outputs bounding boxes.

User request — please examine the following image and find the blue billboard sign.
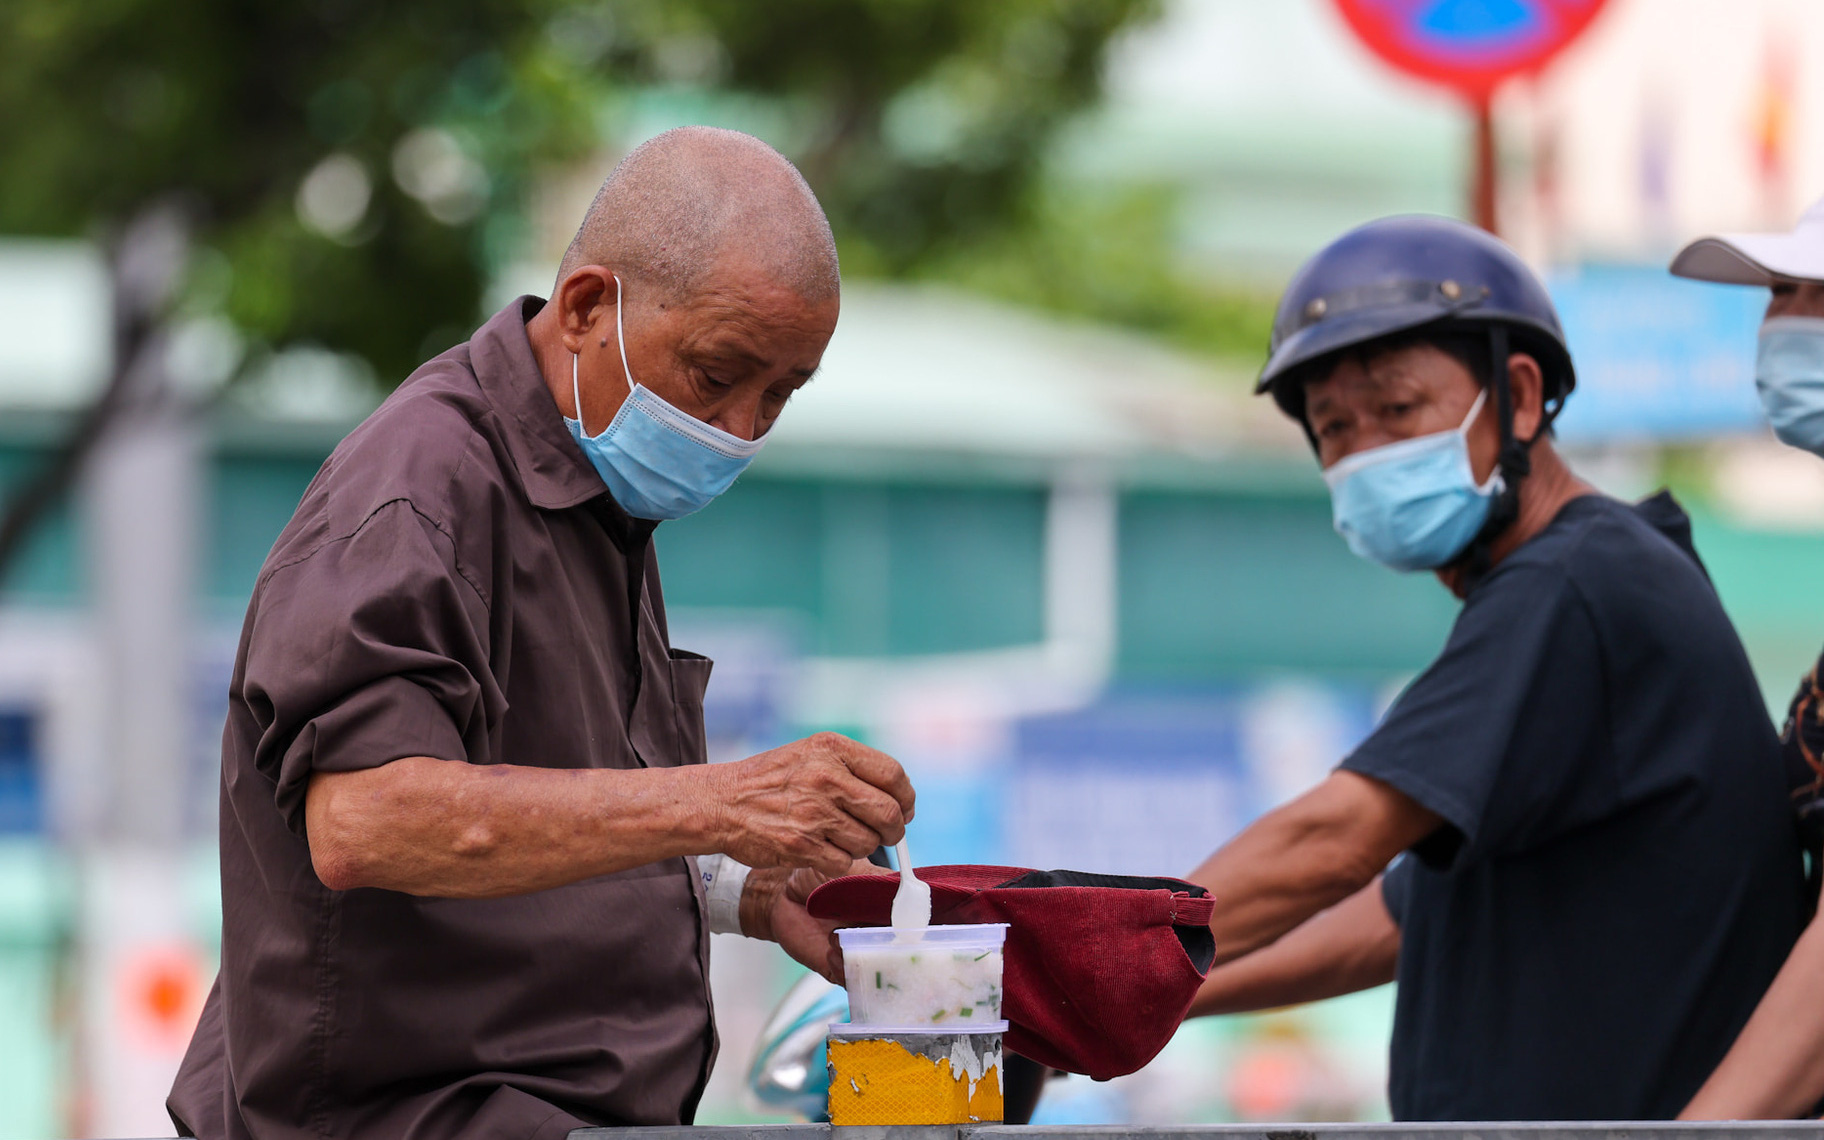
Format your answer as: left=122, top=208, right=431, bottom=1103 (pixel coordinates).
left=1547, top=263, right=1768, bottom=443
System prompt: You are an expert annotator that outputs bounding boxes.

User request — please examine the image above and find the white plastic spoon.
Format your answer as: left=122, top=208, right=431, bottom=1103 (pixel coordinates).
left=890, top=836, right=932, bottom=930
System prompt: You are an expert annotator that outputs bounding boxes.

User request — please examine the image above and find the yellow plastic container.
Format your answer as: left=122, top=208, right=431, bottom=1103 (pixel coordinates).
left=825, top=1025, right=1005, bottom=1126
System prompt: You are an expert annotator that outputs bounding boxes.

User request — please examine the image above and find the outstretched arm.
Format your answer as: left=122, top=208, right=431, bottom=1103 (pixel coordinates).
left=1682, top=910, right=1824, bottom=1119
left=1187, top=769, right=1439, bottom=967
left=1187, top=875, right=1398, bottom=1018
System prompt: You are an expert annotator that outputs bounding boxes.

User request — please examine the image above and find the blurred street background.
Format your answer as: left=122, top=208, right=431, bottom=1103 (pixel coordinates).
left=3, top=0, right=1824, bottom=1135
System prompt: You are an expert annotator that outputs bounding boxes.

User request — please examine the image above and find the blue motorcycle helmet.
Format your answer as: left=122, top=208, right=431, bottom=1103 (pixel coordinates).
left=1257, top=215, right=1577, bottom=569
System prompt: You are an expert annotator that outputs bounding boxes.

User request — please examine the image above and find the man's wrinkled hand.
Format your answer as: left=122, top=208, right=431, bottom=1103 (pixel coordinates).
left=743, top=859, right=892, bottom=982
left=712, top=732, right=915, bottom=877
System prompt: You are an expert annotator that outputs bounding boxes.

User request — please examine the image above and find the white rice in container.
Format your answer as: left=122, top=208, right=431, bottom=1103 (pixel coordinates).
left=844, top=945, right=1004, bottom=1028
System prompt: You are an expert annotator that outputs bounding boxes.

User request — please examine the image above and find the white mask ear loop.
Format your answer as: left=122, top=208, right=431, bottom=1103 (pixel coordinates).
left=571, top=351, right=586, bottom=436
left=571, top=275, right=633, bottom=439
left=612, top=274, right=635, bottom=390
left=1458, top=389, right=1503, bottom=494
left=1456, top=388, right=1489, bottom=437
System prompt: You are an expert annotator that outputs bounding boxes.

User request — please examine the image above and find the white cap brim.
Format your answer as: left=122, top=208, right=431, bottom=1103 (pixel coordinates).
left=1671, top=227, right=1824, bottom=287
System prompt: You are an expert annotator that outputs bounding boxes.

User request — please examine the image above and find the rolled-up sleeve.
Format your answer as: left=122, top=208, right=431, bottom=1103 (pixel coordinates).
left=243, top=498, right=492, bottom=835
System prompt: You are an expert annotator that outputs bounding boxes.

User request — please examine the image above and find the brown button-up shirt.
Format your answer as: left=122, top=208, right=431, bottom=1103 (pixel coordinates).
left=169, top=298, right=718, bottom=1140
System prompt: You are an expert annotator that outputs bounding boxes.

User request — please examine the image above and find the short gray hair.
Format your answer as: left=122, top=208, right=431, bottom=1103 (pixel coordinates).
left=555, top=126, right=839, bottom=304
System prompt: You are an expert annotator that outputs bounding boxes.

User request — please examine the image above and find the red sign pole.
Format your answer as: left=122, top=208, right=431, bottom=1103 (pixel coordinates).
left=1330, top=0, right=1612, bottom=237
left=1471, top=95, right=1498, bottom=234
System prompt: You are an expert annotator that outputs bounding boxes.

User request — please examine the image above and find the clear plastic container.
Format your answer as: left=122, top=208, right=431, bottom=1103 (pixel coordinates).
left=839, top=923, right=1008, bottom=1030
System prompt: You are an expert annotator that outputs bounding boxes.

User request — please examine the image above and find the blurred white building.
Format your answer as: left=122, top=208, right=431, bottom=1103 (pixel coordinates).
left=1066, top=0, right=1824, bottom=275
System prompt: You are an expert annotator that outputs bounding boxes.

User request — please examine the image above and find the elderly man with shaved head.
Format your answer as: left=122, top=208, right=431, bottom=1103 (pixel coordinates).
left=168, top=127, right=914, bottom=1140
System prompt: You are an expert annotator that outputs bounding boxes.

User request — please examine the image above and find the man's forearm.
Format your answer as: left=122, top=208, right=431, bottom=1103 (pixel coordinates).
left=1188, top=770, right=1439, bottom=967
left=1188, top=876, right=1399, bottom=1017
left=306, top=757, right=725, bottom=897
left=305, top=732, right=913, bottom=898
left=1682, top=910, right=1824, bottom=1119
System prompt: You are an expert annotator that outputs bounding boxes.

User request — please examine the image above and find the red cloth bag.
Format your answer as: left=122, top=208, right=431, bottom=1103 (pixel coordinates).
left=807, top=865, right=1216, bottom=1081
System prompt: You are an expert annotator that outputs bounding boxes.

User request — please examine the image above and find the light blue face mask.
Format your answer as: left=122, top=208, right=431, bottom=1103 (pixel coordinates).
left=563, top=276, right=765, bottom=520
left=1756, top=315, right=1824, bottom=456
left=1322, top=390, right=1504, bottom=572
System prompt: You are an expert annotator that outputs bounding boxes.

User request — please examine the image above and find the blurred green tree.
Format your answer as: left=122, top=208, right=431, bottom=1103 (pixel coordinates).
left=0, top=0, right=1167, bottom=576
left=913, top=182, right=1277, bottom=365
left=605, top=0, right=1161, bottom=275
left=1, top=0, right=1162, bottom=381
left=0, top=0, right=601, bottom=381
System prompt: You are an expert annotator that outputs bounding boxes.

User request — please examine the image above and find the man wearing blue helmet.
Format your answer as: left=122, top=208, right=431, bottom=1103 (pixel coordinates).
left=1178, top=216, right=1805, bottom=1120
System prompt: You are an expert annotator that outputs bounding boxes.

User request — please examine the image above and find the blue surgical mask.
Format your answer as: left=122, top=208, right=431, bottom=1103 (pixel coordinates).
left=1323, top=390, right=1504, bottom=572
left=563, top=276, right=765, bottom=520
left=1756, top=315, right=1824, bottom=456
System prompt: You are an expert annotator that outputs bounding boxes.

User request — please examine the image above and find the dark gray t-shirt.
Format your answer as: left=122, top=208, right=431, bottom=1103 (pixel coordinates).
left=1354, top=492, right=1805, bottom=1121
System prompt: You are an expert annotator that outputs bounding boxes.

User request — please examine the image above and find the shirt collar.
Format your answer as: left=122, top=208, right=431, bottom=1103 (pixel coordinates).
left=466, top=296, right=651, bottom=543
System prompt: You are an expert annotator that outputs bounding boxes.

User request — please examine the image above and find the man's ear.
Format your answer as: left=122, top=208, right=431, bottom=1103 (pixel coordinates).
left=1507, top=352, right=1545, bottom=441
left=554, top=267, right=615, bottom=354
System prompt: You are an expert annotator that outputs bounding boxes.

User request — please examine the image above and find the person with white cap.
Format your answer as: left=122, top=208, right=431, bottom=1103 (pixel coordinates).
left=1672, top=198, right=1824, bottom=456
left=1672, top=195, right=1824, bottom=1120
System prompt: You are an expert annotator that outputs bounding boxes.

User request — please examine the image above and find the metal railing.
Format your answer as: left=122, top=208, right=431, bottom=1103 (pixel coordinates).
left=569, top=1124, right=1824, bottom=1140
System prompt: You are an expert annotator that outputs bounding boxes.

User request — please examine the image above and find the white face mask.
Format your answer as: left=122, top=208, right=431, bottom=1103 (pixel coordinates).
left=1322, top=390, right=1504, bottom=572
left=1756, top=315, right=1824, bottom=456
left=561, top=276, right=764, bottom=519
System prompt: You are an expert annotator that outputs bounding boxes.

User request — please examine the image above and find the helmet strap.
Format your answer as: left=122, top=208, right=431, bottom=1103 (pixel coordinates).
left=1456, top=325, right=1532, bottom=585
